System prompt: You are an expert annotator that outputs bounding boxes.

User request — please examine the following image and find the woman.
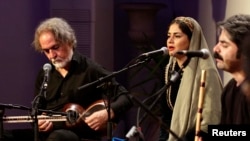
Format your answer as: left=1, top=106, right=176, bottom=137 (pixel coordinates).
left=159, top=16, right=223, bottom=141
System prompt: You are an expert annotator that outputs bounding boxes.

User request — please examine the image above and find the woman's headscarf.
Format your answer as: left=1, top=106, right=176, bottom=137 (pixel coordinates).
left=165, top=17, right=223, bottom=141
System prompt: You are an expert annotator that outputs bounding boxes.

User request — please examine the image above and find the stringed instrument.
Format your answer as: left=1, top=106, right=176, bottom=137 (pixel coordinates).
left=3, top=100, right=107, bottom=128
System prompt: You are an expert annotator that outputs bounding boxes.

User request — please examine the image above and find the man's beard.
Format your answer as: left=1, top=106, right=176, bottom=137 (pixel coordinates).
left=52, top=50, right=73, bottom=69
left=52, top=60, right=68, bottom=68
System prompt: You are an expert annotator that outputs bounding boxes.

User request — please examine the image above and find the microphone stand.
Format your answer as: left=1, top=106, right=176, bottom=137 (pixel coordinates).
left=0, top=103, right=41, bottom=141
left=129, top=95, right=184, bottom=141
left=0, top=106, right=4, bottom=140
left=0, top=103, right=67, bottom=141
left=78, top=58, right=151, bottom=91
left=77, top=56, right=188, bottom=141
left=0, top=103, right=33, bottom=141
left=78, top=58, right=151, bottom=141
left=137, top=57, right=191, bottom=141
left=96, top=81, right=116, bottom=141
left=31, top=79, right=48, bottom=141
left=106, top=85, right=112, bottom=141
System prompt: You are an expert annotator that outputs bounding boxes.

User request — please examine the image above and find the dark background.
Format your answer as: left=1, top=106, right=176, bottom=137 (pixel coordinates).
left=0, top=0, right=226, bottom=140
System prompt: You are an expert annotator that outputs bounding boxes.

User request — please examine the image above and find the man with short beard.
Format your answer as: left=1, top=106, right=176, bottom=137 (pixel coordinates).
left=213, top=14, right=250, bottom=124
left=4, top=17, right=133, bottom=141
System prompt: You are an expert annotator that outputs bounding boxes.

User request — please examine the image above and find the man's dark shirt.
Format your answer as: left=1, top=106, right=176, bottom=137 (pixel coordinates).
left=220, top=78, right=250, bottom=124
left=34, top=50, right=132, bottom=139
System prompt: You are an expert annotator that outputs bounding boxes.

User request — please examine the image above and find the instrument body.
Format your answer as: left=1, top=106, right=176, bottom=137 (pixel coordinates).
left=2, top=100, right=107, bottom=132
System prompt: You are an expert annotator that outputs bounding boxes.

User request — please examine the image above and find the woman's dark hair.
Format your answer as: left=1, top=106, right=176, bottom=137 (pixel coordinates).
left=169, top=17, right=193, bottom=40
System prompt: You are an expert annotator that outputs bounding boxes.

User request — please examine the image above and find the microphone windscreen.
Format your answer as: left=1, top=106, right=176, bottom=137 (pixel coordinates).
left=43, top=63, right=52, bottom=71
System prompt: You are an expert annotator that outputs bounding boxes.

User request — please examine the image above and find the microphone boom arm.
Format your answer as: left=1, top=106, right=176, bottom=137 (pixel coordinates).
left=77, top=58, right=151, bottom=91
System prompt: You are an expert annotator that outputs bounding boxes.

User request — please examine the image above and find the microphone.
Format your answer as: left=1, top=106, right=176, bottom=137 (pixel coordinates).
left=138, top=46, right=168, bottom=59
left=175, top=48, right=210, bottom=59
left=43, top=63, right=52, bottom=84
left=126, top=126, right=144, bottom=141
left=126, top=126, right=137, bottom=139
